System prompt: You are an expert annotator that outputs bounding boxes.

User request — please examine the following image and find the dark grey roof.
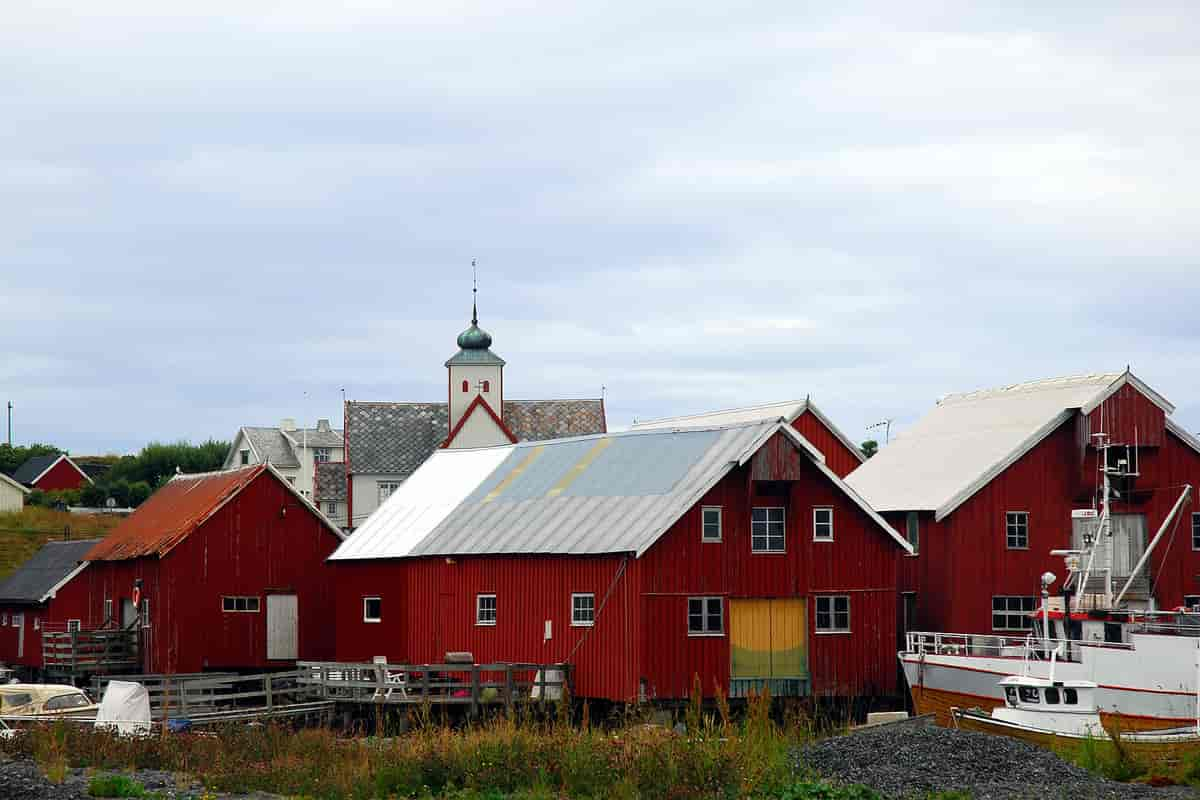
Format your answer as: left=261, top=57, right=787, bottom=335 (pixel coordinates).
left=242, top=427, right=301, bottom=468
left=315, top=461, right=347, bottom=502
left=346, top=399, right=607, bottom=478
left=12, top=454, right=63, bottom=485
left=0, top=539, right=100, bottom=604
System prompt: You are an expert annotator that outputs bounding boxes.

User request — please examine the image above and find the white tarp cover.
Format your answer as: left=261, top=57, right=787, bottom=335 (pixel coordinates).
left=95, top=680, right=152, bottom=735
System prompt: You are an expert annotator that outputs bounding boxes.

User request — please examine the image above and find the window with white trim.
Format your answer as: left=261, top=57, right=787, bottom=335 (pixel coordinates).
left=222, top=596, right=261, bottom=613
left=33, top=617, right=40, bottom=631
left=476, top=594, right=497, bottom=626
left=363, top=596, right=382, bottom=623
left=571, top=593, right=595, bottom=626
left=67, top=619, right=81, bottom=633
left=11, top=613, right=21, bottom=629
left=1184, top=595, right=1200, bottom=612
left=1, top=613, right=6, bottom=626
left=140, top=599, right=150, bottom=628
left=687, top=596, right=723, bottom=636
left=815, top=595, right=850, bottom=632
left=325, top=501, right=338, bottom=515
left=992, top=596, right=1036, bottom=631
left=104, top=599, right=113, bottom=624
left=751, top=507, right=785, bottom=552
left=1006, top=512, right=1029, bottom=549
left=905, top=512, right=920, bottom=552
left=813, top=507, right=833, bottom=541
left=314, top=448, right=331, bottom=463
left=378, top=481, right=401, bottom=505
left=701, top=506, right=722, bottom=542
left=1192, top=513, right=1200, bottom=551
left=240, top=449, right=250, bottom=465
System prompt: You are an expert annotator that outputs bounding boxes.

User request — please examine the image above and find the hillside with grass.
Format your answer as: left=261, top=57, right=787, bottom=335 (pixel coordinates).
left=0, top=508, right=120, bottom=580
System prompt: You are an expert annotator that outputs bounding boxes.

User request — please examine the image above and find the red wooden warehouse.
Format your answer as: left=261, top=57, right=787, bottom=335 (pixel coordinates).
left=846, top=370, right=1200, bottom=636
left=0, top=539, right=99, bottom=677
left=11, top=454, right=93, bottom=492
left=330, top=418, right=912, bottom=703
left=77, top=464, right=344, bottom=674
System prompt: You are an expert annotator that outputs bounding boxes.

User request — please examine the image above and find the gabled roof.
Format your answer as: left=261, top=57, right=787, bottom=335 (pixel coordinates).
left=331, top=419, right=910, bottom=562
left=225, top=424, right=345, bottom=470
left=0, top=471, right=30, bottom=496
left=845, top=371, right=1171, bottom=520
left=0, top=539, right=101, bottom=604
left=346, top=398, right=607, bottom=478
left=86, top=464, right=344, bottom=562
left=442, top=395, right=518, bottom=448
left=11, top=454, right=91, bottom=487
left=631, top=398, right=864, bottom=465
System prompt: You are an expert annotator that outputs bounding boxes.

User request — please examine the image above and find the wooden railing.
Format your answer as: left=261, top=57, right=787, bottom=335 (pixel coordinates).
left=91, top=670, right=317, bottom=719
left=298, top=661, right=572, bottom=714
left=42, top=629, right=139, bottom=676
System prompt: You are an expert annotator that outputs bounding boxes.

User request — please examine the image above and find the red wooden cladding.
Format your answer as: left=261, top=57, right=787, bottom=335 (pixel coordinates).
left=32, top=458, right=90, bottom=491
left=78, top=470, right=340, bottom=674
left=792, top=411, right=863, bottom=479
left=0, top=568, right=104, bottom=670
left=1084, top=383, right=1166, bottom=448
left=335, top=431, right=903, bottom=701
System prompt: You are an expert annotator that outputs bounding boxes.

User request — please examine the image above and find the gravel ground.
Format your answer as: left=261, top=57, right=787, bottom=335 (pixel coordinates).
left=0, top=755, right=281, bottom=800
left=799, top=724, right=1200, bottom=800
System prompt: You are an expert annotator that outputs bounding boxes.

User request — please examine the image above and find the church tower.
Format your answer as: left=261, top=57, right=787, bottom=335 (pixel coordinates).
left=444, top=289, right=511, bottom=449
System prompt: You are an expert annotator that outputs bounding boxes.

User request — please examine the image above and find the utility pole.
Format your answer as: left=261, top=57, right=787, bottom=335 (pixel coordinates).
left=6, top=401, right=11, bottom=447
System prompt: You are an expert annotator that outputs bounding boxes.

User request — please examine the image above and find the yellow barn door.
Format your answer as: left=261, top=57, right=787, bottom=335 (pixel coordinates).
left=730, top=598, right=808, bottom=697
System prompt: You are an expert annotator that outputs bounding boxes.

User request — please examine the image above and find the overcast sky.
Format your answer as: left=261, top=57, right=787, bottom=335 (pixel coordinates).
left=3, top=1, right=1199, bottom=455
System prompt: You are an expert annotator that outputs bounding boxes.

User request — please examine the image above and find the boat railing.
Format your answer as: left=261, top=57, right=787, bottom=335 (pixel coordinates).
left=904, top=631, right=1133, bottom=661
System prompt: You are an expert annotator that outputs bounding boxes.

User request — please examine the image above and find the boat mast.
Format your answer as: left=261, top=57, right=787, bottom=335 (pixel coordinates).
left=1113, top=484, right=1193, bottom=607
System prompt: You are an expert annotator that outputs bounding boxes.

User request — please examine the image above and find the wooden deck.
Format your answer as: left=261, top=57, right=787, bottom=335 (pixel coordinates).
left=298, top=661, right=572, bottom=714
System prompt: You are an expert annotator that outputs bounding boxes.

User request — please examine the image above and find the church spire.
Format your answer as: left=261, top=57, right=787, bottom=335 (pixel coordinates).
left=471, top=259, right=478, bottom=326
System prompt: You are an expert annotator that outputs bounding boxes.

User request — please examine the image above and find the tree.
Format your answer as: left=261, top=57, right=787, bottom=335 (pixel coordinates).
left=860, top=439, right=879, bottom=459
left=0, top=443, right=62, bottom=476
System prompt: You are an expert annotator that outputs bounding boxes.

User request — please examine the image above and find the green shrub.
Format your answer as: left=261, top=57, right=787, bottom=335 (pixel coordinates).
left=89, top=773, right=146, bottom=798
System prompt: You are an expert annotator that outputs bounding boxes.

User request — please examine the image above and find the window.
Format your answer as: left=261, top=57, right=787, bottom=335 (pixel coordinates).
left=1018, top=686, right=1040, bottom=703
left=476, top=594, right=497, bottom=626
left=11, top=613, right=22, bottom=629
left=905, top=512, right=920, bottom=552
left=1004, top=686, right=1017, bottom=707
left=462, top=380, right=469, bottom=393
left=104, top=599, right=113, bottom=624
left=240, top=449, right=250, bottom=465
left=46, top=692, right=91, bottom=711
left=363, top=597, right=382, bottom=623
left=67, top=619, right=81, bottom=633
left=701, top=506, right=722, bottom=542
left=813, top=508, right=833, bottom=541
left=687, top=597, right=723, bottom=636
left=286, top=477, right=296, bottom=485
left=1045, top=687, right=1060, bottom=705
left=325, top=501, right=339, bottom=515
left=1185, top=595, right=1200, bottom=611
left=0, top=693, right=33, bottom=709
left=1193, top=513, right=1200, bottom=550
left=1, top=614, right=6, bottom=626
left=314, top=447, right=331, bottom=463
left=222, top=596, right=261, bottom=613
left=1063, top=688, right=1079, bottom=705
left=1006, top=512, right=1029, bottom=549
left=815, top=595, right=850, bottom=633
left=571, top=593, right=595, bottom=626
left=992, top=596, right=1036, bottom=631
left=751, top=507, right=785, bottom=552
left=482, top=380, right=490, bottom=393
left=33, top=617, right=40, bottom=631
left=140, top=599, right=150, bottom=628
left=378, top=481, right=401, bottom=505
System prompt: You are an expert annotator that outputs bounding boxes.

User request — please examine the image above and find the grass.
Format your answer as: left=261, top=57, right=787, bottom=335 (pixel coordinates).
left=0, top=507, right=120, bottom=579
left=89, top=773, right=148, bottom=797
left=0, top=688, right=899, bottom=800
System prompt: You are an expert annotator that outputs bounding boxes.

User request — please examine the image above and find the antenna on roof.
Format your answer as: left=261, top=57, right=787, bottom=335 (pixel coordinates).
left=471, top=259, right=478, bottom=325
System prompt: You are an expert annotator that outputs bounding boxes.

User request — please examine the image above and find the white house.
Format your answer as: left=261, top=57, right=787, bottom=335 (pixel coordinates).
left=0, top=471, right=29, bottom=512
left=223, top=419, right=345, bottom=524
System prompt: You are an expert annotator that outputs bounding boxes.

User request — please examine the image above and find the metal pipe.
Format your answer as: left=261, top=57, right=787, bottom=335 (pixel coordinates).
left=1114, top=484, right=1192, bottom=607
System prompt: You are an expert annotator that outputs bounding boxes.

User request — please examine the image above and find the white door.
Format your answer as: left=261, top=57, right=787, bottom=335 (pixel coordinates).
left=266, top=594, right=298, bottom=660
left=13, top=614, right=23, bottom=659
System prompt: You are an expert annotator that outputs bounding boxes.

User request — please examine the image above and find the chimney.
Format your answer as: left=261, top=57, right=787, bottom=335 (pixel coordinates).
left=316, top=418, right=331, bottom=433
left=280, top=418, right=297, bottom=432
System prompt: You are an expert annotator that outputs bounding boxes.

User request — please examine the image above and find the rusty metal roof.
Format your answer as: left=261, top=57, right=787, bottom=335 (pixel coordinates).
left=85, top=465, right=267, bottom=561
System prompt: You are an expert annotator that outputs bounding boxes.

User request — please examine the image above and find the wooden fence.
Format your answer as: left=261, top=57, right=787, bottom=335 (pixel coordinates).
left=90, top=670, right=317, bottom=719
left=42, top=629, right=139, bottom=677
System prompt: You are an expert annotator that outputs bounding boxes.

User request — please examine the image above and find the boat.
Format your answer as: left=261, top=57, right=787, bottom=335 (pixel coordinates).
left=901, top=429, right=1200, bottom=732
left=950, top=662, right=1200, bottom=771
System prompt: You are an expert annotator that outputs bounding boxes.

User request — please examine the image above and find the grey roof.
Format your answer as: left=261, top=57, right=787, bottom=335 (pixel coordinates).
left=332, top=420, right=911, bottom=561
left=282, top=428, right=344, bottom=449
left=445, top=348, right=506, bottom=367
left=0, top=539, right=100, bottom=605
left=345, top=399, right=607, bottom=477
left=12, top=454, right=63, bottom=485
left=315, top=461, right=348, bottom=502
left=241, top=427, right=301, bottom=468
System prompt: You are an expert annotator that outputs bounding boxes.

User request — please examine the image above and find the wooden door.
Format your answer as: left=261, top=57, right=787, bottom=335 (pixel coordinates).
left=730, top=598, right=808, bottom=697
left=267, top=594, right=299, bottom=660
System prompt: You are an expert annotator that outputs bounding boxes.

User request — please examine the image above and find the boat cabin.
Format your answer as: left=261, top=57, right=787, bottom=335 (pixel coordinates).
left=994, top=674, right=1104, bottom=735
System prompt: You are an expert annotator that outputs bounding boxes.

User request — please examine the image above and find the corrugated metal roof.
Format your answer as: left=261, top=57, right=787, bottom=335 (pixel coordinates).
left=85, top=465, right=267, bottom=561
left=0, top=539, right=101, bottom=604
left=845, top=372, right=1160, bottom=519
left=331, top=418, right=909, bottom=561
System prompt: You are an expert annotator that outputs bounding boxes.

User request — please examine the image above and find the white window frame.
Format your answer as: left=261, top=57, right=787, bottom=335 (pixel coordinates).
left=1192, top=513, right=1200, bottom=551
left=314, top=447, right=331, bottom=463
left=813, top=507, right=834, bottom=541
left=905, top=512, right=920, bottom=552
left=1, top=613, right=6, bottom=626
left=815, top=595, right=851, bottom=634
left=701, top=506, right=722, bottom=542
left=378, top=481, right=401, bottom=505
left=325, top=501, right=339, bottom=515
left=67, top=619, right=81, bottom=633
left=992, top=595, right=1036, bottom=631
left=11, top=613, right=22, bottom=629
left=104, top=599, right=114, bottom=624
left=687, top=596, right=724, bottom=637
left=362, top=596, right=382, bottom=623
left=33, top=617, right=40, bottom=631
left=140, top=599, right=151, bottom=629
left=221, top=596, right=261, bottom=613
left=1006, top=511, right=1030, bottom=550
left=240, top=449, right=250, bottom=465
left=571, top=593, right=596, bottom=627
left=751, top=506, right=786, bottom=553
left=476, top=594, right=497, bottom=626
